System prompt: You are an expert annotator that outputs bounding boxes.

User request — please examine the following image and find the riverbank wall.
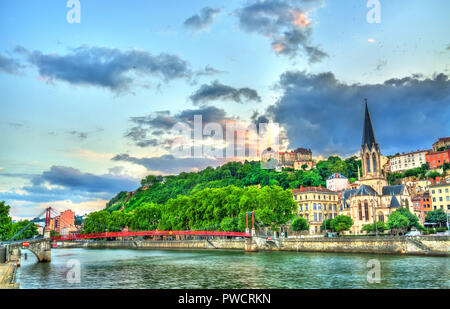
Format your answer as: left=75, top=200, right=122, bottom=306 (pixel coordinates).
left=0, top=262, right=20, bottom=289
left=56, top=236, right=449, bottom=256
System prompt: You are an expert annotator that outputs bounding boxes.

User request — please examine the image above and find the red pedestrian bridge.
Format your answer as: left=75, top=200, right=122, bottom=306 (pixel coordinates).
left=51, top=230, right=252, bottom=241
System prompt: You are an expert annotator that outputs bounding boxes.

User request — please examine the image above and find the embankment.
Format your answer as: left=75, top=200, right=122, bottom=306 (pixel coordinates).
left=56, top=236, right=450, bottom=256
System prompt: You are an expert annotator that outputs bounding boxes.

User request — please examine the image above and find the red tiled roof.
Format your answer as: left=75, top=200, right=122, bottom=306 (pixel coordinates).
left=292, top=185, right=335, bottom=194
left=437, top=137, right=450, bottom=142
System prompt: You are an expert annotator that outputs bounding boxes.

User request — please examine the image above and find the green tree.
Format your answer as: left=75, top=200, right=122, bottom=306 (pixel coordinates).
left=9, top=220, right=38, bottom=240
left=394, top=207, right=421, bottom=230
left=361, top=222, right=387, bottom=233
left=130, top=203, right=161, bottom=231
left=442, top=162, right=450, bottom=172
left=220, top=217, right=239, bottom=232
left=427, top=171, right=442, bottom=180
left=82, top=210, right=111, bottom=233
left=330, top=215, right=353, bottom=234
left=321, top=218, right=333, bottom=231
left=425, top=208, right=447, bottom=226
left=291, top=217, right=309, bottom=233
left=108, top=211, right=132, bottom=232
left=386, top=212, right=410, bottom=235
left=0, top=201, right=12, bottom=241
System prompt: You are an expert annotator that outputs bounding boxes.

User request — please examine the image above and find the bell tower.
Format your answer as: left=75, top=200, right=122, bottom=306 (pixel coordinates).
left=359, top=99, right=387, bottom=194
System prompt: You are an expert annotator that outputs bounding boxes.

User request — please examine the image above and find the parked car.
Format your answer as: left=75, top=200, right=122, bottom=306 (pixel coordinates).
left=405, top=231, right=422, bottom=237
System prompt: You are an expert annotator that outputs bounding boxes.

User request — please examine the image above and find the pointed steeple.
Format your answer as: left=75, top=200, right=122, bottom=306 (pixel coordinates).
left=362, top=99, right=378, bottom=149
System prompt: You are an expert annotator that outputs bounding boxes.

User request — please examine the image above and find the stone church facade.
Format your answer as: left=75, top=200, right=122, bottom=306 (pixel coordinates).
left=340, top=101, right=414, bottom=234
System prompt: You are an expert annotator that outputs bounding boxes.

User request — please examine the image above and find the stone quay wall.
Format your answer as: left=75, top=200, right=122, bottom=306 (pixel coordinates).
left=56, top=236, right=449, bottom=256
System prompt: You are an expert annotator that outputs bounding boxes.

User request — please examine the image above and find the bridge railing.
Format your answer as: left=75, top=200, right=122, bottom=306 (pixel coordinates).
left=51, top=230, right=252, bottom=241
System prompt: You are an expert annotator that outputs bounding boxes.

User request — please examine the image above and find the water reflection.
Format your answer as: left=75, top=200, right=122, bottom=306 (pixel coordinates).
left=17, top=248, right=449, bottom=289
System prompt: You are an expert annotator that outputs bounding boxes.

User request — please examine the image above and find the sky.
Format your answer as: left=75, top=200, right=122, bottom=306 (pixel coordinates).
left=0, top=0, right=449, bottom=219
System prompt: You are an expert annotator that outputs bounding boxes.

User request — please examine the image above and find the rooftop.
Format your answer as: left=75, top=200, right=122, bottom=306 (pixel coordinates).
left=293, top=185, right=337, bottom=194
left=327, top=173, right=347, bottom=180
left=435, top=137, right=450, bottom=143
left=429, top=182, right=450, bottom=188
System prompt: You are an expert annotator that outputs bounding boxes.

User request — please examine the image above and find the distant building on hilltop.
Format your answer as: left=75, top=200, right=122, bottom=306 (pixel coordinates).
left=326, top=173, right=349, bottom=192
left=388, top=150, right=428, bottom=173
left=426, top=148, right=450, bottom=169
left=432, top=137, right=450, bottom=152
left=278, top=148, right=312, bottom=168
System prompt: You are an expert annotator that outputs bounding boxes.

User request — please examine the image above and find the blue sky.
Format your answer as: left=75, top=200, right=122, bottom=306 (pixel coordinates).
left=0, top=0, right=449, bottom=219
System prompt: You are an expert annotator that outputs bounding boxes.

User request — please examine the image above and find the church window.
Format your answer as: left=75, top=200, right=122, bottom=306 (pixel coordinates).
left=364, top=202, right=369, bottom=220
left=372, top=153, right=377, bottom=172
left=358, top=202, right=362, bottom=220
left=366, top=154, right=371, bottom=173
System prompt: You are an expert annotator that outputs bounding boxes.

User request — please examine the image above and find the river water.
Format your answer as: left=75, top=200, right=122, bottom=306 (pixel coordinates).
left=17, top=248, right=449, bottom=289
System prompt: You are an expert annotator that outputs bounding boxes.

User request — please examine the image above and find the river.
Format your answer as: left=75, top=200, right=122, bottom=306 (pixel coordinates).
left=17, top=248, right=449, bottom=289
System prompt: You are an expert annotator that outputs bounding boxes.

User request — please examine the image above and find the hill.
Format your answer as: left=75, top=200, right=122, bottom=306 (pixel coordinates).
left=105, top=156, right=361, bottom=213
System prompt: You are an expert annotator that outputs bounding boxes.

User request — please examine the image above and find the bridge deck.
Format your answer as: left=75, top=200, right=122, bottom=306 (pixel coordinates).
left=51, top=231, right=252, bottom=241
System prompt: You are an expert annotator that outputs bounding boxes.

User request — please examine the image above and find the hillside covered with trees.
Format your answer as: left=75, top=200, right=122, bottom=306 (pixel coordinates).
left=105, top=156, right=361, bottom=213
left=78, top=156, right=362, bottom=234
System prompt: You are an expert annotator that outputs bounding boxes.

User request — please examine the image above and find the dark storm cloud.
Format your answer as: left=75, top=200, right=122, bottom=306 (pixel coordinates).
left=29, top=166, right=139, bottom=193
left=236, top=0, right=326, bottom=61
left=189, top=80, right=261, bottom=105
left=0, top=166, right=139, bottom=203
left=184, top=7, right=222, bottom=33
left=268, top=71, right=450, bottom=156
left=15, top=46, right=192, bottom=92
left=112, top=154, right=223, bottom=175
left=0, top=54, right=23, bottom=74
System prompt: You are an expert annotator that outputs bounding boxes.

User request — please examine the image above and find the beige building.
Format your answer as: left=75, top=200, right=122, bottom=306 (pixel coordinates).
left=340, top=101, right=414, bottom=234
left=279, top=148, right=312, bottom=167
left=388, top=150, right=428, bottom=173
left=429, top=183, right=450, bottom=213
left=293, top=160, right=314, bottom=170
left=292, top=186, right=339, bottom=234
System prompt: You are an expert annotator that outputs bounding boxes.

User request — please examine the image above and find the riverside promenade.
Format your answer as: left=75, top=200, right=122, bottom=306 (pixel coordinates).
left=56, top=236, right=450, bottom=256
left=0, top=262, right=19, bottom=289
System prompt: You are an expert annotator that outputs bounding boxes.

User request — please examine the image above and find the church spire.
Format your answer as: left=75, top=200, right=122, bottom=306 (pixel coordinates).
left=362, top=99, right=378, bottom=149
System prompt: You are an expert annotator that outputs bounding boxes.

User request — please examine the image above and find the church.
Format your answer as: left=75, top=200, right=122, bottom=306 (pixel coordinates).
left=340, top=101, right=415, bottom=234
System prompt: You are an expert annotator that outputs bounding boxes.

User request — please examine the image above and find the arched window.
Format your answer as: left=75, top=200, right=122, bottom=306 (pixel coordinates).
left=364, top=202, right=369, bottom=220
left=378, top=213, right=384, bottom=222
left=358, top=202, right=362, bottom=220
left=366, top=154, right=371, bottom=174
left=372, top=153, right=377, bottom=173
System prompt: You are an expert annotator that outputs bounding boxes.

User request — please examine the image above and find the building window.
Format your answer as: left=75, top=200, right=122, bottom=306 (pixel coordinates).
left=366, top=154, right=371, bottom=174
left=364, top=202, right=369, bottom=220
left=358, top=202, right=362, bottom=221
left=372, top=153, right=377, bottom=173
left=378, top=214, right=384, bottom=222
